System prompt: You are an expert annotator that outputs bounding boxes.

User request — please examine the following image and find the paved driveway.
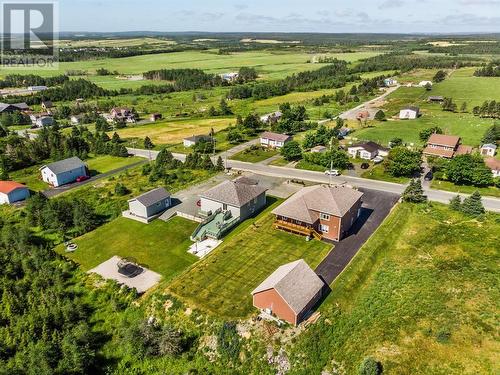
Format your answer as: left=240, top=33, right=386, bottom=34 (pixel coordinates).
left=315, top=188, right=400, bottom=285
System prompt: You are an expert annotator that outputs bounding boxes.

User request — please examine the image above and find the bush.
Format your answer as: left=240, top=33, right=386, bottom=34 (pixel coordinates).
left=281, top=141, right=303, bottom=161
left=114, top=183, right=130, bottom=196
left=384, top=147, right=421, bottom=177
left=402, top=179, right=427, bottom=203
left=461, top=191, right=485, bottom=217
left=374, top=110, right=386, bottom=121
left=359, top=357, right=383, bottom=375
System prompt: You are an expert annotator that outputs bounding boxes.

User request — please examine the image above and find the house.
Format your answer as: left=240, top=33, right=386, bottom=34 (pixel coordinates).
left=423, top=134, right=464, bottom=159
left=338, top=127, right=350, bottom=138
left=418, top=80, right=433, bottom=87
left=251, top=259, right=325, bottom=326
left=347, top=141, right=389, bottom=160
left=0, top=102, right=29, bottom=113
left=356, top=110, right=371, bottom=121
left=110, top=107, right=135, bottom=123
left=485, top=158, right=500, bottom=178
left=40, top=156, right=87, bottom=187
left=383, top=78, right=398, bottom=87
left=183, top=135, right=213, bottom=148
left=70, top=114, right=84, bottom=125
left=480, top=144, right=497, bottom=157
left=428, top=96, right=444, bottom=103
left=35, top=115, right=54, bottom=128
left=28, top=85, right=48, bottom=92
left=260, top=111, right=282, bottom=124
left=41, top=100, right=54, bottom=112
left=221, top=72, right=239, bottom=82
left=272, top=184, right=363, bottom=242
left=399, top=106, right=420, bottom=119
left=0, top=181, right=30, bottom=204
left=150, top=113, right=162, bottom=122
left=192, top=179, right=267, bottom=241
left=123, top=187, right=171, bottom=223
left=310, top=145, right=327, bottom=153
left=260, top=131, right=292, bottom=149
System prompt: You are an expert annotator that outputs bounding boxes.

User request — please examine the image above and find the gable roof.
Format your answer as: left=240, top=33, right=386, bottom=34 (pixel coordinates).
left=130, top=187, right=170, bottom=207
left=42, top=156, right=85, bottom=175
left=260, top=131, right=291, bottom=142
left=0, top=103, right=29, bottom=112
left=0, top=181, right=27, bottom=194
left=427, top=134, right=460, bottom=148
left=41, top=100, right=53, bottom=107
left=349, top=141, right=388, bottom=153
left=482, top=143, right=497, bottom=149
left=251, top=259, right=324, bottom=315
left=485, top=157, right=500, bottom=171
left=402, top=106, right=420, bottom=112
left=184, top=134, right=213, bottom=143
left=201, top=180, right=267, bottom=207
left=272, top=185, right=363, bottom=224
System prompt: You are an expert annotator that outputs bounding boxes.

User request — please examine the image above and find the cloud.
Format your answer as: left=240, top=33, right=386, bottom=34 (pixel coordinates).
left=377, top=0, right=405, bottom=9
left=458, top=0, right=500, bottom=4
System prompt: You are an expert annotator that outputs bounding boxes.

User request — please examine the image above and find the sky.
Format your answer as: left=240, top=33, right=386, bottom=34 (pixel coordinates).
left=59, top=0, right=500, bottom=33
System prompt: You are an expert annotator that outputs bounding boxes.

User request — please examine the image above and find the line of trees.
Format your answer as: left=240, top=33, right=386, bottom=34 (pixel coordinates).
left=474, top=61, right=500, bottom=77
left=472, top=100, right=500, bottom=119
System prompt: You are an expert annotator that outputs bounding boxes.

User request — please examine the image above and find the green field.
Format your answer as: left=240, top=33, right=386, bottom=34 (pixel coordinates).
left=168, top=198, right=331, bottom=318
left=290, top=203, right=500, bottom=374
left=431, top=179, right=500, bottom=198
left=56, top=216, right=198, bottom=280
left=230, top=146, right=279, bottom=163
left=361, top=164, right=411, bottom=184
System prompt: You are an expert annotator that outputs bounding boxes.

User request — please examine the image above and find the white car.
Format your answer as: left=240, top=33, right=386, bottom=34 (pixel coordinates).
left=324, top=169, right=340, bottom=176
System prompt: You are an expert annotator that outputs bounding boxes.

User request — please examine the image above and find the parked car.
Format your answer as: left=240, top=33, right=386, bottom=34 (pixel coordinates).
left=360, top=163, right=370, bottom=170
left=424, top=171, right=433, bottom=181
left=76, top=175, right=90, bottom=182
left=324, top=169, right=340, bottom=176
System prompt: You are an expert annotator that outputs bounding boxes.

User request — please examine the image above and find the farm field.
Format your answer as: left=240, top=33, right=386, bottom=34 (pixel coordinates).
left=291, top=203, right=500, bottom=374
left=55, top=216, right=198, bottom=280
left=167, top=198, right=331, bottom=318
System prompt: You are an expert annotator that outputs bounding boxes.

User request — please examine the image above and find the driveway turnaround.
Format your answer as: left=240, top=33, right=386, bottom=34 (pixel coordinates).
left=315, top=188, right=400, bottom=285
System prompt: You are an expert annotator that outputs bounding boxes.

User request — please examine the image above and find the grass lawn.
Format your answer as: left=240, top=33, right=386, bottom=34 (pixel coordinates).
left=361, top=164, right=411, bottom=184
left=167, top=198, right=331, bottom=318
left=295, top=160, right=328, bottom=172
left=431, top=179, right=500, bottom=198
left=55, top=216, right=198, bottom=280
left=290, top=203, right=500, bottom=374
left=230, top=146, right=279, bottom=163
left=269, top=156, right=289, bottom=166
left=86, top=155, right=143, bottom=174
left=9, top=164, right=48, bottom=192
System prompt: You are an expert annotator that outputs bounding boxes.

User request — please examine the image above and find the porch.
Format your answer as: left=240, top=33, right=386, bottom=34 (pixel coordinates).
left=273, top=219, right=322, bottom=240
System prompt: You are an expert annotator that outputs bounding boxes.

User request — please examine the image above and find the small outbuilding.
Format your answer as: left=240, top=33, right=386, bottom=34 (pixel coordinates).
left=124, top=187, right=171, bottom=223
left=399, top=106, right=420, bottom=119
left=0, top=181, right=30, bottom=204
left=481, top=144, right=497, bottom=157
left=40, top=157, right=88, bottom=187
left=183, top=135, right=213, bottom=148
left=252, top=259, right=325, bottom=326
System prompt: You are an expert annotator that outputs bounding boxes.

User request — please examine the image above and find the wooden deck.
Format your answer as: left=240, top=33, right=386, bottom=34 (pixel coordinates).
left=273, top=220, right=322, bottom=240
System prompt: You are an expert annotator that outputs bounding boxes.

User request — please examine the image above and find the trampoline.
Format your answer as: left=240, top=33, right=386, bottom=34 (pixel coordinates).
left=117, top=257, right=144, bottom=278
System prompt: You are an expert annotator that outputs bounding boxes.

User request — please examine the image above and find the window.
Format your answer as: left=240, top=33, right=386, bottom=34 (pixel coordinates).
left=320, top=213, right=330, bottom=221
left=319, top=224, right=329, bottom=233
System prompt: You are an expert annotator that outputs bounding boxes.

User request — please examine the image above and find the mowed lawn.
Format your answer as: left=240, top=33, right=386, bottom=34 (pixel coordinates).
left=56, top=217, right=198, bottom=280
left=86, top=155, right=143, bottom=174
left=230, top=147, right=279, bottom=163
left=167, top=199, right=332, bottom=318
left=291, top=203, right=500, bottom=374
left=109, top=117, right=235, bottom=145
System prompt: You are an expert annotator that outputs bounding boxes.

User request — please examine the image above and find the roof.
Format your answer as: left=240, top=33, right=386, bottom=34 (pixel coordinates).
left=402, top=106, right=420, bottom=112
left=455, top=145, right=473, bottom=156
left=234, top=176, right=259, bottom=186
left=0, top=103, right=29, bottom=112
left=251, top=259, right=324, bottom=315
left=311, top=145, right=327, bottom=152
left=427, top=134, right=460, bottom=148
left=428, top=96, right=444, bottom=100
left=0, top=181, right=27, bottom=194
left=348, top=141, right=388, bottom=153
left=201, top=180, right=267, bottom=207
left=485, top=158, right=500, bottom=171
left=482, top=143, right=497, bottom=149
left=131, top=187, right=170, bottom=207
left=423, top=146, right=455, bottom=158
left=42, top=156, right=86, bottom=175
left=41, top=100, right=53, bottom=107
left=260, top=131, right=291, bottom=142
left=272, top=185, right=364, bottom=224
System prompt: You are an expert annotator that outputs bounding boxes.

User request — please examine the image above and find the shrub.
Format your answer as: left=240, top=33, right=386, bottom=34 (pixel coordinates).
left=359, top=357, right=383, bottom=375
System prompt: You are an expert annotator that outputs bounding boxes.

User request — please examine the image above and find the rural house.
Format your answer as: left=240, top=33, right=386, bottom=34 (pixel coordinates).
left=221, top=72, right=239, bottom=82
left=481, top=144, right=497, bottom=157
left=150, top=113, right=162, bottom=122
left=347, top=141, right=389, bottom=160
left=423, top=134, right=472, bottom=158
left=123, top=187, right=171, bottom=223
left=35, top=115, right=54, bottom=128
left=485, top=158, right=500, bottom=178
left=41, top=100, right=54, bottom=113
left=418, top=80, right=433, bottom=87
left=272, top=184, right=363, bottom=242
left=110, top=107, right=135, bottom=123
left=0, top=181, right=30, bottom=204
left=260, top=131, right=292, bottom=149
left=251, top=259, right=325, bottom=326
left=183, top=135, right=214, bottom=148
left=260, top=111, right=283, bottom=124
left=71, top=114, right=84, bottom=125
left=0, top=102, right=29, bottom=114
left=40, top=157, right=88, bottom=187
left=399, top=106, right=420, bottom=119
left=192, top=179, right=267, bottom=241
left=383, top=78, right=398, bottom=87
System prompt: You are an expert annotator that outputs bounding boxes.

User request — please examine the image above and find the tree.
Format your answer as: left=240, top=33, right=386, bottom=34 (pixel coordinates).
left=419, top=127, right=443, bottom=142
left=449, top=195, right=462, bottom=211
left=442, top=97, right=457, bottom=112
left=219, top=99, right=233, bottom=115
left=111, top=132, right=121, bottom=143
left=389, top=138, right=403, bottom=147
left=384, top=147, right=421, bottom=177
left=433, top=70, right=447, bottom=83
left=226, top=128, right=244, bottom=144
left=114, top=183, right=130, bottom=196
left=424, top=82, right=432, bottom=91
left=402, top=179, right=427, bottom=203
left=216, top=156, right=225, bottom=171
left=144, top=136, right=154, bottom=150
left=281, top=141, right=302, bottom=161
left=461, top=191, right=485, bottom=217
left=72, top=199, right=98, bottom=235
left=460, top=102, right=467, bottom=113
left=242, top=114, right=262, bottom=134
left=374, top=110, right=386, bottom=121
left=446, top=154, right=493, bottom=187
left=359, top=357, right=383, bottom=375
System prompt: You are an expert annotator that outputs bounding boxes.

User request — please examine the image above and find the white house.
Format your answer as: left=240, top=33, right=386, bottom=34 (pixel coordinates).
left=260, top=111, right=282, bottom=124
left=348, top=141, right=389, bottom=160
left=480, top=144, right=497, bottom=157
left=123, top=187, right=171, bottom=223
left=221, top=72, right=239, bottom=82
left=40, top=157, right=87, bottom=187
left=418, top=80, right=433, bottom=87
left=260, top=131, right=292, bottom=149
left=0, top=181, right=30, bottom=204
left=383, top=78, right=398, bottom=87
left=399, top=106, right=420, bottom=120
left=35, top=116, right=54, bottom=128
left=27, top=85, right=48, bottom=92
left=183, top=135, right=213, bottom=148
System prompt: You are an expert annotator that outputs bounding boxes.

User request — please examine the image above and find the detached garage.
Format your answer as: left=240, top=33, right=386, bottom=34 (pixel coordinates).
left=0, top=181, right=30, bottom=204
left=251, top=259, right=325, bottom=326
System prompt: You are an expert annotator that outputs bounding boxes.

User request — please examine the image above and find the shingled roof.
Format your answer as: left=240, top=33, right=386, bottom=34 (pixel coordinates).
left=131, top=187, right=170, bottom=207
left=252, top=259, right=324, bottom=315
left=201, top=180, right=267, bottom=207
left=0, top=181, right=27, bottom=194
left=272, top=185, right=363, bottom=224
left=42, top=157, right=86, bottom=175
left=260, top=131, right=292, bottom=143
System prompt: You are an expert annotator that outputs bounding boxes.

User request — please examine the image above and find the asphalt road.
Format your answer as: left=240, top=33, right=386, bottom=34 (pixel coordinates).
left=315, top=188, right=400, bottom=285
